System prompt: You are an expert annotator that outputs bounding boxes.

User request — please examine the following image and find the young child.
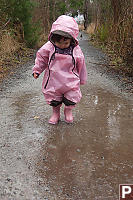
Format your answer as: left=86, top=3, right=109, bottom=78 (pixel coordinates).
left=32, top=15, right=87, bottom=124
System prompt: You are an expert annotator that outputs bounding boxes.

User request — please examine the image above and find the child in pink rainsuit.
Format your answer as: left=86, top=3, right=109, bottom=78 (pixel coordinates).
left=32, top=15, right=87, bottom=124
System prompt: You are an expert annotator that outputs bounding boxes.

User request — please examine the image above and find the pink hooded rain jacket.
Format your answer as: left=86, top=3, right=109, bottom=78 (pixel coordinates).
left=32, top=15, right=87, bottom=104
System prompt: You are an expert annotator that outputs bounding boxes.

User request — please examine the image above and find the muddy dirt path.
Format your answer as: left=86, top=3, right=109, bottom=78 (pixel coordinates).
left=0, top=32, right=133, bottom=200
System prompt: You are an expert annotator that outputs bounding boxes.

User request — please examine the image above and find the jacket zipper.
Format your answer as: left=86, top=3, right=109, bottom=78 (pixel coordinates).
left=72, top=50, right=79, bottom=77
left=44, top=50, right=56, bottom=89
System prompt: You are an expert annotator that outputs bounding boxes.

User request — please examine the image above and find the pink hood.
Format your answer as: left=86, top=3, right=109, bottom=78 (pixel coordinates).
left=49, top=15, right=79, bottom=45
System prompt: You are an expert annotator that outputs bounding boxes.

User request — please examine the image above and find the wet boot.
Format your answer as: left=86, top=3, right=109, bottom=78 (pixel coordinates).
left=49, top=105, right=61, bottom=124
left=64, top=105, right=75, bottom=123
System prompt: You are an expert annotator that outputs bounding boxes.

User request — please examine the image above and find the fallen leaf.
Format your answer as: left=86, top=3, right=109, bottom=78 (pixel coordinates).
left=34, top=116, right=40, bottom=119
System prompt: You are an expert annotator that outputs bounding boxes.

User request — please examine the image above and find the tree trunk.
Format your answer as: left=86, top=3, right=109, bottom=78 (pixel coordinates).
left=111, top=0, right=121, bottom=24
left=47, top=0, right=50, bottom=30
left=83, top=0, right=89, bottom=30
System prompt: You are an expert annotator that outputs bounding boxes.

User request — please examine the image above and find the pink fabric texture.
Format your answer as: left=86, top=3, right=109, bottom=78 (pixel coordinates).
left=32, top=15, right=87, bottom=104
left=48, top=104, right=61, bottom=124
left=64, top=105, right=75, bottom=123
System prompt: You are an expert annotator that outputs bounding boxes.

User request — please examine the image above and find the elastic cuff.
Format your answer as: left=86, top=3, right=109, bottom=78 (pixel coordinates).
left=63, top=96, right=76, bottom=106
left=50, top=100, right=62, bottom=107
left=32, top=72, right=40, bottom=77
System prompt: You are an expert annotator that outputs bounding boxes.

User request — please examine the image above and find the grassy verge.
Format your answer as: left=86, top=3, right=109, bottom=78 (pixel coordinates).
left=0, top=47, right=35, bottom=82
left=90, top=35, right=133, bottom=92
left=92, top=37, right=132, bottom=76
left=85, top=22, right=133, bottom=78
left=0, top=30, right=48, bottom=83
left=84, top=23, right=133, bottom=92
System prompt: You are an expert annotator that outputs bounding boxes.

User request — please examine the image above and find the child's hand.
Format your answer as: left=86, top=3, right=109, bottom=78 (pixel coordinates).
left=33, top=73, right=39, bottom=79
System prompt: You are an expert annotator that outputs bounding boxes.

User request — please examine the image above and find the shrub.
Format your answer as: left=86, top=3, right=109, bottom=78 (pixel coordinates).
left=97, top=24, right=109, bottom=42
left=0, top=0, right=40, bottom=48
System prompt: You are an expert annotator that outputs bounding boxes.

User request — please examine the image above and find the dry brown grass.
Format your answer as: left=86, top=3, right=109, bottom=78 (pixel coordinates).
left=86, top=23, right=96, bottom=34
left=0, top=30, right=20, bottom=79
left=0, top=29, right=34, bottom=81
left=0, top=30, right=20, bottom=56
left=78, top=24, right=84, bottom=31
left=36, top=33, right=48, bottom=48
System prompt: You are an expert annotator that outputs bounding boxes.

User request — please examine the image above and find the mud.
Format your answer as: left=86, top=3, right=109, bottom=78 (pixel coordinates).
left=0, top=32, right=133, bottom=200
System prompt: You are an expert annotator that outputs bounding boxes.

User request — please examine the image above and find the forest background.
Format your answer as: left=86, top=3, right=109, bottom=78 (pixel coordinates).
left=0, top=0, right=133, bottom=79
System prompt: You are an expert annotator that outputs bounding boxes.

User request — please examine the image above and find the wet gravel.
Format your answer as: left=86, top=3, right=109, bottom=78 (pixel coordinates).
left=0, top=32, right=133, bottom=200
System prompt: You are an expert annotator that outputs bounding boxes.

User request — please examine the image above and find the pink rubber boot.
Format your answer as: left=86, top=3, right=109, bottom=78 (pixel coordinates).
left=49, top=105, right=61, bottom=124
left=64, top=105, right=75, bottom=123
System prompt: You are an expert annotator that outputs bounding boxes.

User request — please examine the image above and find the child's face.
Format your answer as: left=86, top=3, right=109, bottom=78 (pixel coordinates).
left=55, top=37, right=71, bottom=49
